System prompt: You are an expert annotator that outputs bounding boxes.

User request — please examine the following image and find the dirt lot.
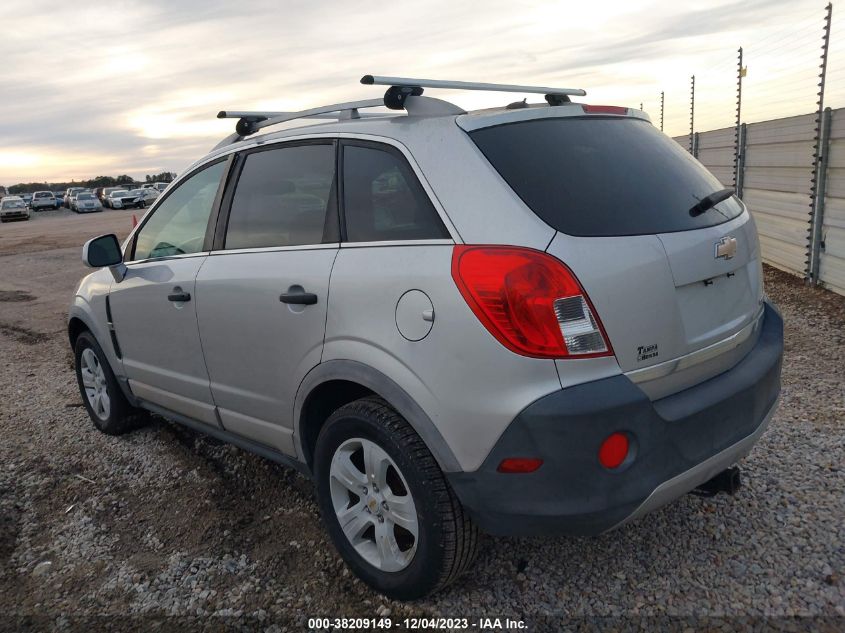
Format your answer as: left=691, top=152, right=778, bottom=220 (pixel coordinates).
left=0, top=210, right=843, bottom=631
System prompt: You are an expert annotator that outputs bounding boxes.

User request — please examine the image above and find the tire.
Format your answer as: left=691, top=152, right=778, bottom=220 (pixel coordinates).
left=314, top=396, right=479, bottom=600
left=74, top=331, right=148, bottom=435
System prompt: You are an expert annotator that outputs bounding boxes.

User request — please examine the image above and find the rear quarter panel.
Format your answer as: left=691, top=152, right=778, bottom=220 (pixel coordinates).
left=323, top=244, right=564, bottom=472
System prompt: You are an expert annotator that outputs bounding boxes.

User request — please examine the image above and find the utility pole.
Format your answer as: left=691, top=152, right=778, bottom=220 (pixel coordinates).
left=660, top=91, right=665, bottom=131
left=689, top=75, right=695, bottom=154
left=807, top=2, right=833, bottom=283
left=734, top=47, right=744, bottom=191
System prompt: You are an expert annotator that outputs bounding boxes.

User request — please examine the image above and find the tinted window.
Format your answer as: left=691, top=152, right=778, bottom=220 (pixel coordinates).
left=470, top=118, right=743, bottom=237
left=224, top=144, right=336, bottom=249
left=342, top=144, right=449, bottom=242
left=132, top=161, right=224, bottom=261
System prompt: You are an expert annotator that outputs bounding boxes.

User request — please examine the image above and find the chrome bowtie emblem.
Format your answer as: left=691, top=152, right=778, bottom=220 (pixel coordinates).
left=715, top=236, right=737, bottom=260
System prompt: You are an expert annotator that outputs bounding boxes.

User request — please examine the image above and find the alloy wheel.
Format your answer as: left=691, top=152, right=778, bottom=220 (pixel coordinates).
left=329, top=437, right=419, bottom=572
left=79, top=348, right=110, bottom=421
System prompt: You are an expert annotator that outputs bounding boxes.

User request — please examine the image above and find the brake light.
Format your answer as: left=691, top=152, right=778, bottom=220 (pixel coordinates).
left=581, top=105, right=628, bottom=115
left=451, top=245, right=612, bottom=359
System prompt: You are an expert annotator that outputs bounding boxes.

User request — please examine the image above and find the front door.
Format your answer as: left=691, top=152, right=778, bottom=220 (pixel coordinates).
left=109, top=159, right=228, bottom=427
left=195, top=141, right=338, bottom=455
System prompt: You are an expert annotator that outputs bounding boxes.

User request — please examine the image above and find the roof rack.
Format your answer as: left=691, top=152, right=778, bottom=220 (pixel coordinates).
left=215, top=75, right=587, bottom=147
left=217, top=98, right=387, bottom=136
left=360, top=74, right=586, bottom=108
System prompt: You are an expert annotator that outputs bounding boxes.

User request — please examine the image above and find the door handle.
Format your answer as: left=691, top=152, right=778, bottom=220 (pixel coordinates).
left=279, top=291, right=318, bottom=305
left=167, top=288, right=191, bottom=302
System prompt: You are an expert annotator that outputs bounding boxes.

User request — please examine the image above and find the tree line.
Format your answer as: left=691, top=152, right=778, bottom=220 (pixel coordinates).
left=4, top=172, right=177, bottom=195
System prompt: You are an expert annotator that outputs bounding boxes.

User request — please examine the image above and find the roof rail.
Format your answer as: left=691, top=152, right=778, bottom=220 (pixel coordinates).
left=361, top=74, right=586, bottom=107
left=217, top=98, right=387, bottom=136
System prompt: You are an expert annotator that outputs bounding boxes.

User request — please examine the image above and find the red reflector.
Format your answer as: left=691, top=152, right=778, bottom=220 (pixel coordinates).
left=598, top=433, right=629, bottom=469
left=582, top=105, right=628, bottom=115
left=497, top=458, right=543, bottom=474
left=451, top=245, right=612, bottom=359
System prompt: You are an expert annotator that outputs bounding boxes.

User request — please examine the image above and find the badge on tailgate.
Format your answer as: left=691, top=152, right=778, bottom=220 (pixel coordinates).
left=714, top=236, right=737, bottom=260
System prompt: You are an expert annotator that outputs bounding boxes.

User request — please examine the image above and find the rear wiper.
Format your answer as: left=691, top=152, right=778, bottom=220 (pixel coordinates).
left=689, top=188, right=735, bottom=217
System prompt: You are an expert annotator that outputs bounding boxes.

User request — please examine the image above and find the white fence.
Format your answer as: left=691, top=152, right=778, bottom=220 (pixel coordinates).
left=822, top=109, right=845, bottom=295
left=674, top=108, right=845, bottom=297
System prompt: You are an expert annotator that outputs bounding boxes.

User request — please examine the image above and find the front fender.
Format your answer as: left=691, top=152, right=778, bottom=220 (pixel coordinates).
left=68, top=268, right=120, bottom=376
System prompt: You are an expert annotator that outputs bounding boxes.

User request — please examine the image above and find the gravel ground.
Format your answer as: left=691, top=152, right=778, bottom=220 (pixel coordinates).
left=0, top=212, right=843, bottom=631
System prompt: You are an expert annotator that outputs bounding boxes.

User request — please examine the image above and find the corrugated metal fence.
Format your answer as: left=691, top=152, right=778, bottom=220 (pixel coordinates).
left=675, top=107, right=845, bottom=297
left=821, top=109, right=845, bottom=295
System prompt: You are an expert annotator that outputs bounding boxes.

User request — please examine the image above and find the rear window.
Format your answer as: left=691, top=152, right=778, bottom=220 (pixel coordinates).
left=469, top=117, right=743, bottom=237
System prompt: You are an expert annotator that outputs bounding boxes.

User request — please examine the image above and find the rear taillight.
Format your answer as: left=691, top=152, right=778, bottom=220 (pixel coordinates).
left=451, top=245, right=612, bottom=359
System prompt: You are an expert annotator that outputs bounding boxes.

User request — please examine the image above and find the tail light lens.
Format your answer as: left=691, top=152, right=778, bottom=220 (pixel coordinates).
left=451, top=245, right=612, bottom=359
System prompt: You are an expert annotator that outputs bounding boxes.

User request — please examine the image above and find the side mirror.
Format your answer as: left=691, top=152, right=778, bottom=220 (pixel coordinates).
left=82, top=234, right=127, bottom=282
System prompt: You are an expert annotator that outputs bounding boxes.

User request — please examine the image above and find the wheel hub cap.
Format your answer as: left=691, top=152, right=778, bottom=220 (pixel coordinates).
left=329, top=437, right=419, bottom=572
left=80, top=348, right=110, bottom=421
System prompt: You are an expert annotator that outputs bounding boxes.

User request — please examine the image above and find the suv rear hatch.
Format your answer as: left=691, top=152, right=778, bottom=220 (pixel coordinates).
left=463, top=109, right=764, bottom=398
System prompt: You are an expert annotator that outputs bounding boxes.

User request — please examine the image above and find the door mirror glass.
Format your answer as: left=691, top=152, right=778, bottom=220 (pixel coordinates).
left=83, top=234, right=123, bottom=268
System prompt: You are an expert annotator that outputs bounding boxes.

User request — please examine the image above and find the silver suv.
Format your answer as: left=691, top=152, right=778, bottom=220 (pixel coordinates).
left=69, top=76, right=783, bottom=600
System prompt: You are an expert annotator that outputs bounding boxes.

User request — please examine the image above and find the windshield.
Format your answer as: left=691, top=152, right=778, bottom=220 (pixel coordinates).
left=469, top=117, right=743, bottom=237
left=78, top=193, right=94, bottom=200
left=2, top=200, right=25, bottom=209
left=112, top=190, right=129, bottom=197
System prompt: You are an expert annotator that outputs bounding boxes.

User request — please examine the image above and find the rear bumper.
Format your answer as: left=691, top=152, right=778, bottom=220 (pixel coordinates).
left=447, top=301, right=783, bottom=537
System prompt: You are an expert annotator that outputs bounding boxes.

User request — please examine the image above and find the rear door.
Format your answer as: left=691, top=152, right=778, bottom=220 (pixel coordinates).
left=468, top=115, right=763, bottom=392
left=108, top=159, right=229, bottom=426
left=194, top=141, right=339, bottom=455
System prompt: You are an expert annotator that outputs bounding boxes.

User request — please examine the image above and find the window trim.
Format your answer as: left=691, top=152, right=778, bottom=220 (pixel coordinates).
left=127, top=155, right=233, bottom=263
left=211, top=138, right=339, bottom=252
left=338, top=138, right=452, bottom=244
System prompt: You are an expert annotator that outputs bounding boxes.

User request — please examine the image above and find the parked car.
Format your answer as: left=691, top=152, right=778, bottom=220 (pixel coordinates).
left=99, top=187, right=122, bottom=205
left=20, top=193, right=33, bottom=207
left=104, top=189, right=135, bottom=209
left=0, top=196, right=30, bottom=222
left=54, top=191, right=66, bottom=205
left=128, top=188, right=159, bottom=208
left=72, top=192, right=103, bottom=213
left=31, top=190, right=59, bottom=211
left=69, top=78, right=784, bottom=600
left=66, top=189, right=90, bottom=210
left=152, top=182, right=169, bottom=192
left=64, top=187, right=86, bottom=209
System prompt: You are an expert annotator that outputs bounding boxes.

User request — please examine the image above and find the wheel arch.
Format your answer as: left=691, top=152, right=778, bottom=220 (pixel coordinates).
left=68, top=315, right=90, bottom=347
left=294, top=360, right=462, bottom=474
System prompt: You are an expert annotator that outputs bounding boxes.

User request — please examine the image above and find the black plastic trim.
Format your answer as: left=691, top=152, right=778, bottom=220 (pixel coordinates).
left=139, top=399, right=311, bottom=477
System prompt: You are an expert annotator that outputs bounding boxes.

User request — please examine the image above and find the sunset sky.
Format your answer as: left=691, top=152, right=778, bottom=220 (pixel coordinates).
left=0, top=0, right=841, bottom=186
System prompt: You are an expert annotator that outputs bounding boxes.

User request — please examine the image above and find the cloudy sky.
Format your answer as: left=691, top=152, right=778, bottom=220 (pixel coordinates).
left=0, top=0, right=841, bottom=186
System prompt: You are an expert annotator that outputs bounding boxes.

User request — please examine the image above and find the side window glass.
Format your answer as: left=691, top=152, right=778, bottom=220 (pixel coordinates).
left=224, top=144, right=336, bottom=250
left=132, top=161, right=225, bottom=261
left=342, top=145, right=449, bottom=242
